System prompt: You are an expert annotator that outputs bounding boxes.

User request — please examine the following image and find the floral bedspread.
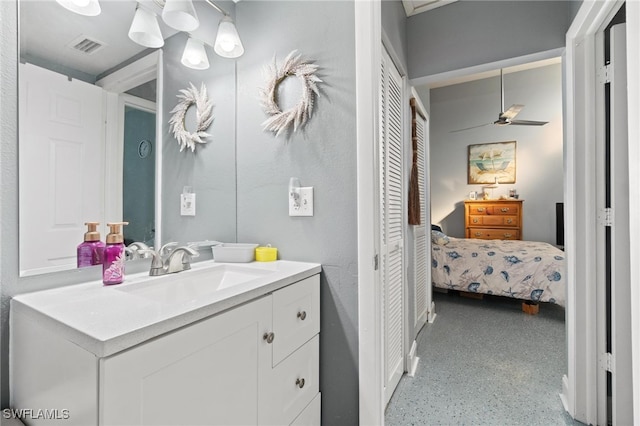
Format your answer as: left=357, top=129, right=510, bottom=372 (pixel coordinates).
left=431, top=237, right=565, bottom=306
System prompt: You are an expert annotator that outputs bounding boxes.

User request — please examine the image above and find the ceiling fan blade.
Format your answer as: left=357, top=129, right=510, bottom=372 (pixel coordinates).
left=509, top=119, right=548, bottom=126
left=450, top=123, right=492, bottom=133
left=500, top=104, right=524, bottom=120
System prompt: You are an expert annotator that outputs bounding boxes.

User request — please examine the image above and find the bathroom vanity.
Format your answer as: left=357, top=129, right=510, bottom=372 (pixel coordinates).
left=10, top=260, right=321, bottom=425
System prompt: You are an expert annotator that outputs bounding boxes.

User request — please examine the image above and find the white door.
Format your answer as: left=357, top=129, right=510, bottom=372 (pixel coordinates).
left=411, top=96, right=429, bottom=331
left=380, top=47, right=405, bottom=404
left=596, top=22, right=633, bottom=425
left=19, top=63, right=105, bottom=273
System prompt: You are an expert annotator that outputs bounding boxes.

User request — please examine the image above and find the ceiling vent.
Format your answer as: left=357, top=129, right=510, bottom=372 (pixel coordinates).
left=67, top=35, right=106, bottom=55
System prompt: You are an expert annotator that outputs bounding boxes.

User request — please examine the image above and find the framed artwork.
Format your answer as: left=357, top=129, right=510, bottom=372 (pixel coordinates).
left=468, top=141, right=516, bottom=184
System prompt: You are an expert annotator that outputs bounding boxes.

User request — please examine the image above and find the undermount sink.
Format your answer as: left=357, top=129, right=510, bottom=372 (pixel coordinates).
left=116, top=264, right=273, bottom=305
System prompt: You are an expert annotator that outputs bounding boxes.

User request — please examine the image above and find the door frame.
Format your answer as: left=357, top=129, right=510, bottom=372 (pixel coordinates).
left=96, top=50, right=163, bottom=248
left=357, top=1, right=640, bottom=425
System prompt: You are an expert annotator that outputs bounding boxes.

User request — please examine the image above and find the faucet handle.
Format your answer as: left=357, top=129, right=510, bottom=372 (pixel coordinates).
left=159, top=242, right=179, bottom=257
left=137, top=249, right=164, bottom=271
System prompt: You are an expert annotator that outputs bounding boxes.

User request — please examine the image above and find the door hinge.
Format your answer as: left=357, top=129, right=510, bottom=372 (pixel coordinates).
left=599, top=64, right=612, bottom=84
left=598, top=207, right=614, bottom=227
left=374, top=253, right=379, bottom=271
left=601, top=352, right=614, bottom=373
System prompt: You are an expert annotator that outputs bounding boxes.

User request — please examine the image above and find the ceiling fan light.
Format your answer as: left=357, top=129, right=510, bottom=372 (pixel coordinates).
left=128, top=6, right=164, bottom=49
left=55, top=0, right=101, bottom=16
left=162, top=0, right=200, bottom=32
left=214, top=16, right=244, bottom=58
left=181, top=37, right=210, bottom=70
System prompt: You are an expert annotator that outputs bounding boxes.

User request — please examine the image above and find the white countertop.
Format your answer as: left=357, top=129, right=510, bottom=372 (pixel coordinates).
left=11, top=260, right=321, bottom=357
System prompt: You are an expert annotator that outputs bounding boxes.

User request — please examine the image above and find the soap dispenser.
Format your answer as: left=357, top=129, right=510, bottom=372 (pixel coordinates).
left=103, top=222, right=129, bottom=285
left=77, top=222, right=105, bottom=268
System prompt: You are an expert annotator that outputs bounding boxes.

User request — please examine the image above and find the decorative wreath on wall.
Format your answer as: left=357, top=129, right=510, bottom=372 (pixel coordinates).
left=169, top=82, right=214, bottom=152
left=260, top=50, right=322, bottom=137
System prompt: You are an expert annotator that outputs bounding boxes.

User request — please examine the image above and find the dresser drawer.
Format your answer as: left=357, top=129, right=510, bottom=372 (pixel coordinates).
left=261, top=335, right=320, bottom=426
left=492, top=204, right=520, bottom=215
left=469, top=215, right=519, bottom=227
left=469, top=228, right=520, bottom=240
left=272, top=274, right=320, bottom=366
left=290, top=391, right=321, bottom=425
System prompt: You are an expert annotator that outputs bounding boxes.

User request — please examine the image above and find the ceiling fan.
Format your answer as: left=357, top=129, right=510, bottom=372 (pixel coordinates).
left=451, top=69, right=549, bottom=132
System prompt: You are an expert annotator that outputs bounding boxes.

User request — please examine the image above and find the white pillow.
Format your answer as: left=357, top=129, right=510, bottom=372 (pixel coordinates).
left=431, top=230, right=450, bottom=245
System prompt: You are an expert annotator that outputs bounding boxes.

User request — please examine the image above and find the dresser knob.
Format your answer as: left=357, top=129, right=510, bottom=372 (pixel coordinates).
left=501, top=208, right=509, bottom=212
left=473, top=218, right=479, bottom=223
left=297, top=311, right=307, bottom=321
left=296, top=378, right=306, bottom=389
left=475, top=232, right=482, bottom=237
left=263, top=332, right=275, bottom=344
left=477, top=208, right=485, bottom=212
left=506, top=219, right=512, bottom=224
left=504, top=233, right=512, bottom=238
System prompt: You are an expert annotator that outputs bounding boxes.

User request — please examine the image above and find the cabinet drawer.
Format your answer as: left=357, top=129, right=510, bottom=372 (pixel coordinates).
left=492, top=205, right=520, bottom=215
left=469, top=215, right=519, bottom=227
left=272, top=274, right=320, bottom=366
left=261, top=335, right=320, bottom=426
left=290, top=392, right=321, bottom=426
left=468, top=228, right=520, bottom=240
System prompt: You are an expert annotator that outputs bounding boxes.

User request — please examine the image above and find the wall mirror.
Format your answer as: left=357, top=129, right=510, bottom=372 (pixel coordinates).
left=18, top=0, right=238, bottom=277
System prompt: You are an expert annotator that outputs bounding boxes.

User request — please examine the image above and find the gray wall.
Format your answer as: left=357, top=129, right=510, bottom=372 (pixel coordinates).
left=407, top=1, right=573, bottom=79
left=160, top=31, right=237, bottom=246
left=430, top=64, right=564, bottom=244
left=235, top=1, right=358, bottom=423
left=382, top=0, right=409, bottom=73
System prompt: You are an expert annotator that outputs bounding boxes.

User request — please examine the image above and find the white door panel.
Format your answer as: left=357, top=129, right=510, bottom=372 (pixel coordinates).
left=19, top=63, right=105, bottom=273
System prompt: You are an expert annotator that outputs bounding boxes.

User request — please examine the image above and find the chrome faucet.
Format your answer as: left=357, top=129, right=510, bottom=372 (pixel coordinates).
left=138, top=246, right=200, bottom=276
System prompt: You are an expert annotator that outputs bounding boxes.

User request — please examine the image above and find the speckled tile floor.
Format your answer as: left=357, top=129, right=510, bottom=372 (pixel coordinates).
left=385, top=291, right=583, bottom=426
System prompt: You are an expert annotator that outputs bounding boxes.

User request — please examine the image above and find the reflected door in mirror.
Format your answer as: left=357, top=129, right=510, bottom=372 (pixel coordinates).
left=19, top=63, right=106, bottom=273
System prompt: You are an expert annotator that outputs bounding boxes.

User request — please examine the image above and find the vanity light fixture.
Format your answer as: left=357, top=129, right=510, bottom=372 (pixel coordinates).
left=55, top=0, right=101, bottom=16
left=181, top=37, right=210, bottom=70
left=213, top=15, right=244, bottom=58
left=128, top=5, right=165, bottom=49
left=162, top=0, right=199, bottom=32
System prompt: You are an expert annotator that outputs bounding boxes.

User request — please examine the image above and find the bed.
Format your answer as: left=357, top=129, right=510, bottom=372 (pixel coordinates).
left=431, top=232, right=566, bottom=307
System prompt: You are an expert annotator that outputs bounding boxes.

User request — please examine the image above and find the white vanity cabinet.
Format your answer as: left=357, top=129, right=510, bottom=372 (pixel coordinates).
left=11, top=272, right=320, bottom=426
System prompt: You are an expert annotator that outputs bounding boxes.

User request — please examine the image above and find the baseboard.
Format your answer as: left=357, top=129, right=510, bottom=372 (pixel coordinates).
left=406, top=340, right=420, bottom=377
left=427, top=301, right=437, bottom=323
left=559, top=374, right=571, bottom=416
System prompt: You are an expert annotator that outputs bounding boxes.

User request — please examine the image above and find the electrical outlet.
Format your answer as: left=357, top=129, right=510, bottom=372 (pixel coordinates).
left=181, top=193, right=196, bottom=216
left=290, top=187, right=313, bottom=217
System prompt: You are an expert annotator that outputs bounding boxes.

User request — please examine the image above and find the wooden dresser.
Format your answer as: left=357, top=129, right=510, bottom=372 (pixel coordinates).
left=464, top=199, right=523, bottom=240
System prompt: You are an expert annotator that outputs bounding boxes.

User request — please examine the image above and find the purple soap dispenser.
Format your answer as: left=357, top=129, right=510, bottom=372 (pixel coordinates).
left=77, top=222, right=105, bottom=268
left=103, top=222, right=129, bottom=285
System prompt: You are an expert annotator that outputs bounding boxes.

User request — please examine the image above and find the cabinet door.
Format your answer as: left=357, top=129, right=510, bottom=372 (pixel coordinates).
left=100, top=296, right=272, bottom=425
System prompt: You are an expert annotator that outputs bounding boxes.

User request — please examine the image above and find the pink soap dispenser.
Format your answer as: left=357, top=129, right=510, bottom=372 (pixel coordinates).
left=77, top=222, right=105, bottom=268
left=103, top=222, right=128, bottom=285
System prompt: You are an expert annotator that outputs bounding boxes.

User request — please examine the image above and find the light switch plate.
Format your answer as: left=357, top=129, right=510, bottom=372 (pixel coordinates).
left=181, top=193, right=196, bottom=216
left=289, top=187, right=313, bottom=217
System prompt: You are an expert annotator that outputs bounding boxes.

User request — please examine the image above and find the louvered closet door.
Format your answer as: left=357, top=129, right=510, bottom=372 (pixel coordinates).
left=413, top=103, right=428, bottom=330
left=380, top=48, right=404, bottom=405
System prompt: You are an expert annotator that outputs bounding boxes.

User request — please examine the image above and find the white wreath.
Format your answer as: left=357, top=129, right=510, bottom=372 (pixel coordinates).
left=260, top=50, right=322, bottom=137
left=169, top=82, right=214, bottom=152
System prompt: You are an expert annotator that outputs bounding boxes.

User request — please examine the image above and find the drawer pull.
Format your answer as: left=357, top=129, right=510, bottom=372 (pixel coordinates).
left=296, top=378, right=306, bottom=389
left=475, top=232, right=482, bottom=237
left=472, top=218, right=479, bottom=223
left=476, top=208, right=485, bottom=212
left=506, top=218, right=513, bottom=224
left=501, top=208, right=509, bottom=212
left=297, top=311, right=307, bottom=321
left=263, top=332, right=275, bottom=344
left=504, top=233, right=512, bottom=238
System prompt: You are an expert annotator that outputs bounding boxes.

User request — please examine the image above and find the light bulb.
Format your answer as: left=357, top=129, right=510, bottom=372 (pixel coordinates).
left=219, top=38, right=235, bottom=53
left=73, top=0, right=90, bottom=7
